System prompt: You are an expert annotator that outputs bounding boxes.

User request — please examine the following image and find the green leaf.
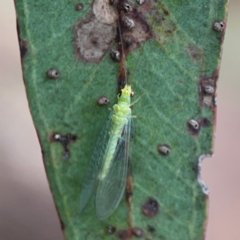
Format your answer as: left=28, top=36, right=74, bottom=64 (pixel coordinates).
left=15, top=0, right=228, bottom=239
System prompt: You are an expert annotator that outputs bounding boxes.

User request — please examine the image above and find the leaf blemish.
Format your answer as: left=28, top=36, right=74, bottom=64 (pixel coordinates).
left=213, top=21, right=225, bottom=32
left=74, top=14, right=117, bottom=63
left=93, top=0, right=118, bottom=24
left=117, top=229, right=130, bottom=239
left=158, top=144, right=171, bottom=156
left=123, top=16, right=135, bottom=29
left=51, top=133, right=77, bottom=160
left=187, top=44, right=203, bottom=62
left=119, top=5, right=153, bottom=54
left=204, top=85, right=215, bottom=95
left=145, top=1, right=176, bottom=45
left=142, top=198, right=159, bottom=218
left=187, top=119, right=201, bottom=136
left=147, top=225, right=156, bottom=233
left=200, top=76, right=217, bottom=108
left=16, top=23, right=28, bottom=58
left=201, top=118, right=211, bottom=127
left=75, top=3, right=84, bottom=11
left=132, top=227, right=144, bottom=238
left=107, top=225, right=117, bottom=234
left=46, top=68, right=60, bottom=79
left=97, top=95, right=110, bottom=106
left=121, top=2, right=133, bottom=12
left=126, top=175, right=134, bottom=228
left=60, top=219, right=65, bottom=230
left=188, top=119, right=199, bottom=130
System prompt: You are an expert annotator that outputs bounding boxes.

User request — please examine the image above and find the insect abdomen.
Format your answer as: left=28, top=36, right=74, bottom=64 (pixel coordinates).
left=99, top=104, right=130, bottom=180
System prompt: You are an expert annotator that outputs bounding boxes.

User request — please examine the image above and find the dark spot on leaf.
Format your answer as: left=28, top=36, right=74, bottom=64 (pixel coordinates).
left=19, top=39, right=28, bottom=58
left=123, top=39, right=134, bottom=50
left=158, top=144, right=171, bottom=156
left=213, top=21, right=225, bottom=32
left=51, top=133, right=77, bottom=160
left=187, top=44, right=203, bottom=62
left=120, top=2, right=133, bottom=12
left=91, top=37, right=99, bottom=46
left=118, top=6, right=153, bottom=54
left=192, top=162, right=198, bottom=175
left=46, top=68, right=60, bottom=79
left=201, top=118, right=211, bottom=127
left=117, top=230, right=130, bottom=239
left=60, top=219, right=65, bottom=230
left=146, top=2, right=176, bottom=45
left=74, top=14, right=117, bottom=63
left=132, top=227, right=144, bottom=238
left=75, top=3, right=84, bottom=11
left=147, top=225, right=156, bottom=233
left=199, top=75, right=218, bottom=108
left=107, top=225, right=116, bottom=234
left=97, top=96, right=110, bottom=106
left=163, top=9, right=169, bottom=15
left=41, top=149, right=45, bottom=156
left=187, top=119, right=201, bottom=136
left=16, top=22, right=28, bottom=58
left=142, top=198, right=159, bottom=218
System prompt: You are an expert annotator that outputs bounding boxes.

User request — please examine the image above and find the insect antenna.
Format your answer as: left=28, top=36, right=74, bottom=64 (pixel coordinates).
left=116, top=3, right=130, bottom=90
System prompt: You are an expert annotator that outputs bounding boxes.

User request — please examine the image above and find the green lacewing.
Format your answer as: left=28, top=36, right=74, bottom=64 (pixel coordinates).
left=79, top=85, right=133, bottom=220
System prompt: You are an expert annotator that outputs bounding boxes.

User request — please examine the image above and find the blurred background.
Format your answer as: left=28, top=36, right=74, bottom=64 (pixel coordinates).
left=0, top=1, right=239, bottom=239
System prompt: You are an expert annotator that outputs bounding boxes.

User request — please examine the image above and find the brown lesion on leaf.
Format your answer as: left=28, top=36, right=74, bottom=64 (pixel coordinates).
left=60, top=219, right=65, bottom=230
left=74, top=14, right=117, bottom=63
left=75, top=3, right=84, bottom=11
left=16, top=21, right=28, bottom=58
left=142, top=198, right=160, bottom=218
left=201, top=117, right=211, bottom=127
left=187, top=43, right=204, bottom=63
left=126, top=175, right=133, bottom=229
left=199, top=75, right=218, bottom=108
left=187, top=117, right=212, bottom=136
left=117, top=229, right=130, bottom=239
left=147, top=225, right=156, bottom=233
left=132, top=227, right=144, bottom=238
left=93, top=0, right=118, bottom=24
left=144, top=0, right=177, bottom=45
left=74, top=0, right=175, bottom=63
left=107, top=225, right=117, bottom=234
left=120, top=8, right=154, bottom=54
left=50, top=133, right=77, bottom=160
left=187, top=118, right=201, bottom=136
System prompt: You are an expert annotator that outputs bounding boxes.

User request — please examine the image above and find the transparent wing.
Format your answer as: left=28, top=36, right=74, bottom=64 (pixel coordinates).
left=79, top=112, right=114, bottom=213
left=95, top=116, right=131, bottom=220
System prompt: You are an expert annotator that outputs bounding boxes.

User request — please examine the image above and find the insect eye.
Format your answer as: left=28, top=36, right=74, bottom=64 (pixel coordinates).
left=130, top=91, right=134, bottom=96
